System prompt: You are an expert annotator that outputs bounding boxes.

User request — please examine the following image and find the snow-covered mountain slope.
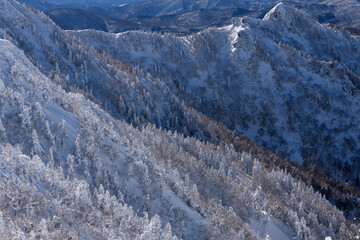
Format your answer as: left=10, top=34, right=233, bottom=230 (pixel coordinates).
left=275, top=0, right=360, bottom=30
left=0, top=144, right=179, bottom=239
left=73, top=2, right=360, bottom=183
left=0, top=38, right=179, bottom=239
left=1, top=35, right=351, bottom=240
left=0, top=0, right=359, bottom=239
left=0, top=38, right=222, bottom=239
left=0, top=0, right=215, bottom=142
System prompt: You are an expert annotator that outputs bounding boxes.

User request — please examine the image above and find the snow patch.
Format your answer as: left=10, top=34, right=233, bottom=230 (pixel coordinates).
left=250, top=212, right=293, bottom=240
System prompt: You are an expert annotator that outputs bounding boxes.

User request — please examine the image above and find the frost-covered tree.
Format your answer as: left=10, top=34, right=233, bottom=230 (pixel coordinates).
left=295, top=217, right=311, bottom=240
left=140, top=215, right=177, bottom=240
left=44, top=120, right=53, bottom=141
left=31, top=129, right=44, bottom=156
left=67, top=154, right=75, bottom=180
left=0, top=118, right=7, bottom=142
left=20, top=105, right=32, bottom=131
left=57, top=119, right=68, bottom=146
left=31, top=102, right=44, bottom=124
left=48, top=146, right=55, bottom=168
left=0, top=210, right=4, bottom=239
left=0, top=79, right=5, bottom=111
left=241, top=152, right=253, bottom=175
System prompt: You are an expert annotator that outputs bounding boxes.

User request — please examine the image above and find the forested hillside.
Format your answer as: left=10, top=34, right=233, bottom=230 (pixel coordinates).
left=73, top=3, right=360, bottom=185
left=0, top=0, right=359, bottom=239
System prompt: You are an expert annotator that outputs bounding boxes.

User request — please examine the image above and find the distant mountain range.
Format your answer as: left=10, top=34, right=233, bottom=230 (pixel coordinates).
left=85, top=0, right=271, bottom=19
left=47, top=7, right=254, bottom=34
left=17, top=0, right=148, bottom=10
left=19, top=0, right=360, bottom=35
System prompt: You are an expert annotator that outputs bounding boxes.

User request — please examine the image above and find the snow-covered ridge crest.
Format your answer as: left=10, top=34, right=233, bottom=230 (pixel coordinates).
left=263, top=2, right=296, bottom=24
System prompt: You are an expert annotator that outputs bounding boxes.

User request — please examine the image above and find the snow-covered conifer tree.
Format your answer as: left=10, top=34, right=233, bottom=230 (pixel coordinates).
left=57, top=119, right=68, bottom=146
left=0, top=118, right=7, bottom=142
left=31, top=129, right=44, bottom=156
left=67, top=154, right=75, bottom=180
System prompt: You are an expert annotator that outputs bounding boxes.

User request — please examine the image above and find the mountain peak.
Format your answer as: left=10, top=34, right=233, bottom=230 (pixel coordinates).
left=263, top=2, right=295, bottom=23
